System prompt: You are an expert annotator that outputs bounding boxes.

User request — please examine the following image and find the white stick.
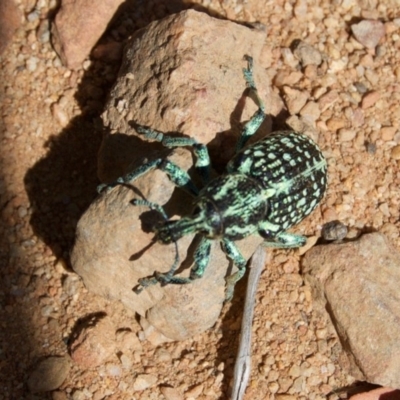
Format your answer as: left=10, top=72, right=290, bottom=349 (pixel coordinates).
left=231, top=246, right=268, bottom=400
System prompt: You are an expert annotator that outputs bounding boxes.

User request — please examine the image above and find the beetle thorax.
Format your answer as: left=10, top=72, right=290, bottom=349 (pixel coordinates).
left=155, top=173, right=268, bottom=244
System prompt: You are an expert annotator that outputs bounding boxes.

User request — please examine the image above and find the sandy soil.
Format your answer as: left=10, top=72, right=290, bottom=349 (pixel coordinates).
left=1, top=0, right=400, bottom=399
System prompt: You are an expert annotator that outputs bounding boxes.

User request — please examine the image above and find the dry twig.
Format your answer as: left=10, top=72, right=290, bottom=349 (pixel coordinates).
left=231, top=246, right=269, bottom=400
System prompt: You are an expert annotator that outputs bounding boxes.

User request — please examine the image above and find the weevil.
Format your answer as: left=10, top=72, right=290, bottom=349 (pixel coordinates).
left=98, top=56, right=328, bottom=299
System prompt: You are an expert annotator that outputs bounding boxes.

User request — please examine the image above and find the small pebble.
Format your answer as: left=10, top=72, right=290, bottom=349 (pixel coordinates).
left=26, top=57, right=39, bottom=72
left=322, top=221, right=348, bottom=241
left=160, top=386, right=184, bottom=400
left=391, top=145, right=400, bottom=160
left=318, top=90, right=339, bottom=112
left=326, top=118, right=347, bottom=131
left=299, top=101, right=320, bottom=121
left=366, top=142, right=377, bottom=154
left=354, top=82, right=368, bottom=93
left=106, top=363, right=122, bottom=377
left=292, top=40, right=322, bottom=66
left=351, top=19, right=385, bottom=49
left=27, top=10, right=40, bottom=22
left=27, top=356, right=70, bottom=393
left=185, top=384, right=204, bottom=398
left=18, top=206, right=28, bottom=218
left=120, top=354, right=132, bottom=369
left=381, top=126, right=397, bottom=141
left=283, top=86, right=309, bottom=115
left=133, top=374, right=157, bottom=391
left=361, top=91, right=380, bottom=109
left=338, top=128, right=356, bottom=142
left=268, top=381, right=280, bottom=394
left=71, top=390, right=86, bottom=400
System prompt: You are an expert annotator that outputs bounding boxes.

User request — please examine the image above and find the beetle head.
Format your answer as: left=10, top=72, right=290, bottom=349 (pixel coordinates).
left=154, top=199, right=222, bottom=244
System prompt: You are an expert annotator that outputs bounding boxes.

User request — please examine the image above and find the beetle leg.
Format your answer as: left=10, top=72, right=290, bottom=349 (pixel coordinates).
left=222, top=238, right=247, bottom=300
left=131, top=198, right=181, bottom=294
left=136, top=236, right=212, bottom=289
left=189, top=236, right=212, bottom=279
left=97, top=158, right=199, bottom=196
left=260, top=230, right=307, bottom=248
left=236, top=55, right=266, bottom=152
left=162, top=236, right=211, bottom=282
left=136, top=124, right=211, bottom=184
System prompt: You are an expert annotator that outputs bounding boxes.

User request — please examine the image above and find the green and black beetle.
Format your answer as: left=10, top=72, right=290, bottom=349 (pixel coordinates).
left=98, top=56, right=328, bottom=299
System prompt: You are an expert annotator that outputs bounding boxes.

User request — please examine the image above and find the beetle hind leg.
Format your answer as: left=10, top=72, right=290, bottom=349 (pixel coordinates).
left=236, top=55, right=267, bottom=152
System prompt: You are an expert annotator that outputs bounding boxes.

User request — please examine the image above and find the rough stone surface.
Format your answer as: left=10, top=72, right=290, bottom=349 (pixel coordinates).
left=69, top=316, right=116, bottom=368
left=51, top=0, right=124, bottom=69
left=27, top=356, right=71, bottom=393
left=99, top=10, right=283, bottom=181
left=0, top=0, right=21, bottom=55
left=72, top=10, right=267, bottom=340
left=303, top=233, right=400, bottom=388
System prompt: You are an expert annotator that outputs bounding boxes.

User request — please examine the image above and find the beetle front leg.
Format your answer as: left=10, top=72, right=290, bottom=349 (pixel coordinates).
left=222, top=238, right=247, bottom=300
left=141, top=236, right=212, bottom=287
left=97, top=158, right=199, bottom=196
left=130, top=198, right=180, bottom=294
left=135, top=125, right=211, bottom=184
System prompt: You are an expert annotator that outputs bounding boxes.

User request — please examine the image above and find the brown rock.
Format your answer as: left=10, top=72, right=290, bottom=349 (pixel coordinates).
left=303, top=233, right=400, bottom=388
left=69, top=316, right=115, bottom=368
left=27, top=356, right=71, bottom=393
left=361, top=91, right=380, bottom=109
left=72, top=10, right=267, bottom=340
left=99, top=10, right=282, bottom=180
left=0, top=0, right=21, bottom=55
left=51, top=0, right=124, bottom=69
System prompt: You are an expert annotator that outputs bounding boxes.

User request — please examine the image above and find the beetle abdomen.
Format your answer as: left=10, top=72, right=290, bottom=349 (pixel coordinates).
left=227, top=131, right=327, bottom=231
